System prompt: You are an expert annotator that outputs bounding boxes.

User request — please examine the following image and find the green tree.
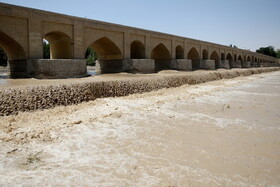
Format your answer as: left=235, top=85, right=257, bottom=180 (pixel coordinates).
left=43, top=40, right=50, bottom=59
left=85, top=47, right=98, bottom=66
left=256, top=46, right=277, bottom=57
left=0, top=47, right=8, bottom=66
left=276, top=49, right=280, bottom=58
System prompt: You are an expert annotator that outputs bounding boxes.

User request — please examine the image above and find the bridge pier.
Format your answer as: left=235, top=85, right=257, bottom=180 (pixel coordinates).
left=28, top=59, right=87, bottom=79
left=9, top=59, right=87, bottom=79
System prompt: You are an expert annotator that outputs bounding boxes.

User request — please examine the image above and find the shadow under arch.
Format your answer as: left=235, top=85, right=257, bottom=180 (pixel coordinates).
left=237, top=55, right=243, bottom=61
left=247, top=56, right=251, bottom=62
left=131, top=40, right=145, bottom=59
left=221, top=53, right=225, bottom=60
left=226, top=53, right=233, bottom=68
left=187, top=47, right=200, bottom=70
left=86, top=37, right=123, bottom=73
left=0, top=31, right=27, bottom=78
left=202, top=49, right=208, bottom=60
left=43, top=31, right=73, bottom=59
left=210, top=51, right=219, bottom=69
left=151, top=43, right=171, bottom=72
left=176, top=45, right=184, bottom=59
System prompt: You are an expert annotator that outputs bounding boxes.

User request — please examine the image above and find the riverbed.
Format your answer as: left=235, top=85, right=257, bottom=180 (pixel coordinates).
left=0, top=71, right=280, bottom=186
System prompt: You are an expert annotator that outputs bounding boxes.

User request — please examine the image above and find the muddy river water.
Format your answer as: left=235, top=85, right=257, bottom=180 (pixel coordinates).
left=0, top=71, right=280, bottom=186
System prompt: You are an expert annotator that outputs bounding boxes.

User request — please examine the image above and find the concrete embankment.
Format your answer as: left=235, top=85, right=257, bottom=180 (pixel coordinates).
left=0, top=67, right=279, bottom=116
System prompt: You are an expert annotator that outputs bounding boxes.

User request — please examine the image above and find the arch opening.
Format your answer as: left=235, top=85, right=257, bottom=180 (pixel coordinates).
left=43, top=31, right=73, bottom=59
left=85, top=47, right=98, bottom=66
left=237, top=55, right=243, bottom=62
left=131, top=41, right=145, bottom=59
left=210, top=51, right=219, bottom=69
left=226, top=53, right=233, bottom=68
left=0, top=46, right=8, bottom=67
left=88, top=37, right=122, bottom=60
left=176, top=45, right=184, bottom=59
left=87, top=37, right=123, bottom=73
left=202, top=49, right=208, bottom=60
left=187, top=47, right=200, bottom=70
left=0, top=31, right=26, bottom=78
left=247, top=56, right=251, bottom=62
left=252, top=57, right=259, bottom=67
left=151, top=43, right=171, bottom=72
left=43, top=39, right=50, bottom=59
left=0, top=46, right=8, bottom=78
left=221, top=53, right=225, bottom=60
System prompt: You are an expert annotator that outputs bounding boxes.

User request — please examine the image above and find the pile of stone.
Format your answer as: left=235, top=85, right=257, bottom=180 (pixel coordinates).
left=0, top=67, right=279, bottom=116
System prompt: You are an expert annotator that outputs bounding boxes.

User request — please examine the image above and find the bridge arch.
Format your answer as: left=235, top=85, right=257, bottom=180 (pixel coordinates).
left=202, top=49, right=208, bottom=60
left=85, top=37, right=123, bottom=73
left=210, top=51, right=219, bottom=69
left=151, top=43, right=171, bottom=72
left=131, top=40, right=145, bottom=59
left=87, top=37, right=122, bottom=60
left=0, top=31, right=26, bottom=61
left=43, top=31, right=73, bottom=59
left=176, top=45, right=184, bottom=59
left=187, top=47, right=200, bottom=70
left=0, top=31, right=27, bottom=78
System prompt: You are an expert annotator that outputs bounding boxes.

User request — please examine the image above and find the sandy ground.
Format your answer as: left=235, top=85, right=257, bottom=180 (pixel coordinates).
left=0, top=71, right=280, bottom=186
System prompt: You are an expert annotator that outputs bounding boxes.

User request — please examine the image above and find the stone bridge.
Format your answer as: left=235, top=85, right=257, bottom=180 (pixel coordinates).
left=0, top=3, right=278, bottom=78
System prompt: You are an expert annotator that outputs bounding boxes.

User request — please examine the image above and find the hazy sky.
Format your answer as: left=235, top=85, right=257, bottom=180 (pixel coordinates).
left=1, top=0, right=280, bottom=51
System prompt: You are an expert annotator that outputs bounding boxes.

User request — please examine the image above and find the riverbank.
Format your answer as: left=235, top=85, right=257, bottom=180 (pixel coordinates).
left=0, top=71, right=279, bottom=186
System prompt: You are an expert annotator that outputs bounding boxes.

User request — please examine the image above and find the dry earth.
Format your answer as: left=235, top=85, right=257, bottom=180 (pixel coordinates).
left=0, top=71, right=280, bottom=186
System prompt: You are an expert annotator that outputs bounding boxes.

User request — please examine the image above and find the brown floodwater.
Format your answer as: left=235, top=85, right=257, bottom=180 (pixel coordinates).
left=0, top=65, right=223, bottom=90
left=0, top=71, right=279, bottom=186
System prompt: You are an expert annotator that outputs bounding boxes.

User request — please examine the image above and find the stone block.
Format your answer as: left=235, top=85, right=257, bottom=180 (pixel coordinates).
left=27, top=59, right=87, bottom=78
